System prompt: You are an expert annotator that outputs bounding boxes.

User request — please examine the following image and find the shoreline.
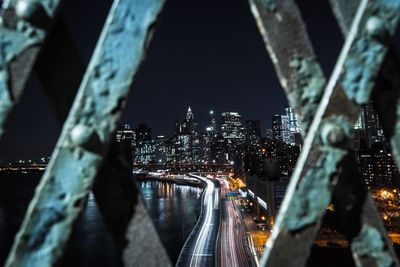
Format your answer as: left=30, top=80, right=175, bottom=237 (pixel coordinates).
left=133, top=174, right=204, bottom=188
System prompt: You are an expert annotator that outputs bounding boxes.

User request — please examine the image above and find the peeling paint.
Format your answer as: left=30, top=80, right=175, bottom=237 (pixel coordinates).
left=289, top=57, right=326, bottom=133
left=284, top=117, right=352, bottom=231
left=0, top=0, right=55, bottom=139
left=351, top=224, right=393, bottom=267
left=341, top=0, right=400, bottom=104
left=5, top=0, right=166, bottom=266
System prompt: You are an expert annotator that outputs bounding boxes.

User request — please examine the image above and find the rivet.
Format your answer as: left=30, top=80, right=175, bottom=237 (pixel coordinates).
left=366, top=16, right=387, bottom=40
left=70, top=124, right=94, bottom=147
left=15, top=0, right=48, bottom=27
left=321, top=123, right=345, bottom=147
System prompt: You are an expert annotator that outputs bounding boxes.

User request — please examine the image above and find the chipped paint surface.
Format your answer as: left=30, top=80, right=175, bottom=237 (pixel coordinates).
left=0, top=0, right=399, bottom=266
left=289, top=57, right=326, bottom=132
left=0, top=23, right=43, bottom=137
left=5, top=0, right=166, bottom=266
left=259, top=0, right=400, bottom=266
left=284, top=117, right=351, bottom=231
left=248, top=0, right=325, bottom=136
left=0, top=0, right=59, bottom=138
left=341, top=0, right=400, bottom=104
left=330, top=1, right=400, bottom=266
left=351, top=224, right=393, bottom=267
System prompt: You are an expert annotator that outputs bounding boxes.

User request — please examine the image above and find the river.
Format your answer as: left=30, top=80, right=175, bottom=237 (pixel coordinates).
left=0, top=172, right=202, bottom=266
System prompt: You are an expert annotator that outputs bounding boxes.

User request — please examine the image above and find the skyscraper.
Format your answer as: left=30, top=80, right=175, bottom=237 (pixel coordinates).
left=281, top=114, right=291, bottom=145
left=203, top=110, right=218, bottom=163
left=135, top=124, right=155, bottom=163
left=285, top=107, right=301, bottom=133
left=208, top=110, right=217, bottom=134
left=116, top=124, right=135, bottom=144
left=272, top=115, right=282, bottom=141
left=364, top=102, right=385, bottom=147
left=245, top=120, right=261, bottom=145
left=272, top=108, right=301, bottom=146
left=354, top=112, right=366, bottom=130
left=220, top=112, right=245, bottom=166
left=154, top=135, right=168, bottom=163
left=174, top=106, right=200, bottom=163
left=221, top=112, right=244, bottom=141
left=116, top=123, right=135, bottom=162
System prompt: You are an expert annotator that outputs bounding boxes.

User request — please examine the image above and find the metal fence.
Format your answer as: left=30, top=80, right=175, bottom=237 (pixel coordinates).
left=0, top=0, right=399, bottom=266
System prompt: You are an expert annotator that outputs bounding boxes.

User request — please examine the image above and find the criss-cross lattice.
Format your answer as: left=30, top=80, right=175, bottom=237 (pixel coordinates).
left=1, top=0, right=400, bottom=266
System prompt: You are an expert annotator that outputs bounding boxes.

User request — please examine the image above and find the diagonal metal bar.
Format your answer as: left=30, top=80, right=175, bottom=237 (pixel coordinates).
left=248, top=0, right=400, bottom=266
left=5, top=0, right=167, bottom=266
left=331, top=0, right=400, bottom=189
left=329, top=1, right=400, bottom=265
left=262, top=0, right=400, bottom=266
left=93, top=145, right=172, bottom=266
left=248, top=0, right=325, bottom=133
left=35, top=17, right=85, bottom=122
left=329, top=0, right=362, bottom=36
left=0, top=0, right=62, bottom=138
left=36, top=17, right=171, bottom=266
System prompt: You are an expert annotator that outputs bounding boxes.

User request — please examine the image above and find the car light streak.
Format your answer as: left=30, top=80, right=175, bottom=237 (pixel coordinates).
left=189, top=174, right=215, bottom=267
left=257, top=197, right=267, bottom=210
left=248, top=190, right=255, bottom=198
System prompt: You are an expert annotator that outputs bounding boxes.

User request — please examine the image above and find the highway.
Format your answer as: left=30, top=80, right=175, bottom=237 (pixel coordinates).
left=176, top=174, right=256, bottom=267
left=176, top=174, right=220, bottom=267
left=216, top=178, right=256, bottom=267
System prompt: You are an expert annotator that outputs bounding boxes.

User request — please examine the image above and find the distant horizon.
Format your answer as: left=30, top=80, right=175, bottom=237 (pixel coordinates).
left=122, top=105, right=291, bottom=139
left=0, top=0, right=342, bottom=161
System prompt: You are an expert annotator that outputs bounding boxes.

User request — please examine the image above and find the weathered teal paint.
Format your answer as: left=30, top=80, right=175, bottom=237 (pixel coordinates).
left=289, top=57, right=326, bottom=133
left=5, top=0, right=166, bottom=266
left=0, top=0, right=60, bottom=138
left=248, top=0, right=326, bottom=139
left=260, top=0, right=400, bottom=266
left=351, top=225, right=393, bottom=267
left=330, top=1, right=400, bottom=266
left=284, top=117, right=352, bottom=231
left=341, top=0, right=400, bottom=104
left=0, top=23, right=42, bottom=137
left=0, top=0, right=399, bottom=265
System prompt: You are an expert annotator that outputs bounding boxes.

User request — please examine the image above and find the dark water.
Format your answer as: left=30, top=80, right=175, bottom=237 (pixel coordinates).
left=139, top=180, right=202, bottom=263
left=0, top=172, right=201, bottom=266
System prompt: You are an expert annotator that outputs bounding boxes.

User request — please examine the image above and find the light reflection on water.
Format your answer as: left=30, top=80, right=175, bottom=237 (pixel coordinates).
left=0, top=174, right=201, bottom=266
left=138, top=180, right=202, bottom=263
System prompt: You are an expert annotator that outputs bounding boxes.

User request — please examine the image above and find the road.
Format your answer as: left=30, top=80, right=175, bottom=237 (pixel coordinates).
left=176, top=174, right=256, bottom=267
left=176, top=174, right=220, bottom=267
left=216, top=178, right=256, bottom=267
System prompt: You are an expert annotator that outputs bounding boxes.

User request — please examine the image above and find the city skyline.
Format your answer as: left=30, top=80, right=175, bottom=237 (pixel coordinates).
left=0, top=0, right=343, bottom=162
left=124, top=105, right=298, bottom=139
left=1, top=0, right=400, bottom=266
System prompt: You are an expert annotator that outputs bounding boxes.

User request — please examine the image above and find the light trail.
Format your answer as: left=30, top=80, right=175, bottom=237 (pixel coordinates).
left=189, top=174, right=216, bottom=267
left=177, top=173, right=255, bottom=267
left=217, top=177, right=255, bottom=267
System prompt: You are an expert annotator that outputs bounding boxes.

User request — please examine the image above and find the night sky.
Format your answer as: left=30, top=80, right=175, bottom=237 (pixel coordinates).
left=0, top=0, right=343, bottom=162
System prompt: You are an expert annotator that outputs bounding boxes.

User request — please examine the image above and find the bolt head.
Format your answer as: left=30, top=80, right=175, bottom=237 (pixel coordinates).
left=16, top=0, right=39, bottom=19
left=70, top=124, right=94, bottom=147
left=366, top=16, right=386, bottom=40
left=15, top=0, right=48, bottom=27
left=321, top=123, right=345, bottom=147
